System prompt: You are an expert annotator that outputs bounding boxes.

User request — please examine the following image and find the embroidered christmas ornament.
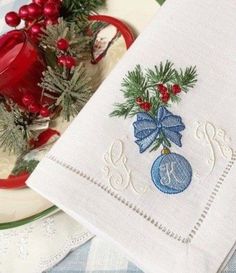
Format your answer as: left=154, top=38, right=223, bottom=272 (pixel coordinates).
left=111, top=61, right=197, bottom=194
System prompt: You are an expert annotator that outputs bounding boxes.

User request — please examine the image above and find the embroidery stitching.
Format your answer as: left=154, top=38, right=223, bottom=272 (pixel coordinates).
left=195, top=121, right=233, bottom=176
left=47, top=152, right=236, bottom=244
left=110, top=61, right=198, bottom=194
left=103, top=139, right=151, bottom=194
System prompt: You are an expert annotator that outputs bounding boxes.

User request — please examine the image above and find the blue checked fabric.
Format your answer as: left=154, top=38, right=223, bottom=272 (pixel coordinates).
left=45, top=237, right=142, bottom=273
left=0, top=0, right=236, bottom=272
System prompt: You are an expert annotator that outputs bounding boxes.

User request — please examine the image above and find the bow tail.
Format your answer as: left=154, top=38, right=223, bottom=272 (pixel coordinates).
left=135, top=130, right=159, bottom=153
left=162, top=128, right=183, bottom=147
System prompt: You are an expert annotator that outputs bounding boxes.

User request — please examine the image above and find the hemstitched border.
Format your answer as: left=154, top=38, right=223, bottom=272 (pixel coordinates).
left=46, top=152, right=236, bottom=244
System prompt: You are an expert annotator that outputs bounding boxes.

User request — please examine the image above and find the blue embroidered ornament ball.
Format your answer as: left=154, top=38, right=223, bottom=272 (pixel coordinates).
left=151, top=148, right=192, bottom=194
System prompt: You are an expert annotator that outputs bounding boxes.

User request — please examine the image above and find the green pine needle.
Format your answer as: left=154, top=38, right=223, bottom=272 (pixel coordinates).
left=174, top=66, right=198, bottom=92
left=146, top=60, right=175, bottom=85
left=110, top=61, right=197, bottom=119
left=40, top=64, right=91, bottom=121
left=0, top=105, right=32, bottom=154
left=40, top=18, right=91, bottom=61
left=11, top=159, right=39, bottom=176
left=61, top=0, right=106, bottom=22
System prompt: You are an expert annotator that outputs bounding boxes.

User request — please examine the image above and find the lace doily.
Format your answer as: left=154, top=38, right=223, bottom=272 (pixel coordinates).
left=0, top=211, right=93, bottom=273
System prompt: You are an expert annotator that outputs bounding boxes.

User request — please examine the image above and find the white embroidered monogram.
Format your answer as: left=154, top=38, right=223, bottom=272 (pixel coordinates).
left=27, top=0, right=236, bottom=272
left=103, top=139, right=151, bottom=194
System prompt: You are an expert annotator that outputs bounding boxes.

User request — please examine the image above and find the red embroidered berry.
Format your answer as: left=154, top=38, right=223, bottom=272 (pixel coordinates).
left=135, top=97, right=143, bottom=105
left=156, top=83, right=168, bottom=94
left=22, top=93, right=35, bottom=106
left=172, top=84, right=181, bottom=94
left=40, top=107, right=50, bottom=117
left=56, top=38, right=69, bottom=51
left=140, top=102, right=152, bottom=111
left=27, top=3, right=43, bottom=19
left=28, top=102, right=40, bottom=113
left=19, top=5, right=29, bottom=20
left=161, top=92, right=170, bottom=103
left=5, top=12, right=21, bottom=27
left=43, top=3, right=60, bottom=18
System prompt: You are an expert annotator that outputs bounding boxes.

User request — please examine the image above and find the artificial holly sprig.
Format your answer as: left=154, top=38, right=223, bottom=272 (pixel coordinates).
left=110, top=61, right=197, bottom=118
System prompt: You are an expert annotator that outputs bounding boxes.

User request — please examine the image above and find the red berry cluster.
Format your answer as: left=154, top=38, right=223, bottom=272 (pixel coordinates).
left=22, top=93, right=50, bottom=117
left=156, top=83, right=181, bottom=103
left=5, top=0, right=61, bottom=42
left=134, top=83, right=182, bottom=113
left=135, top=97, right=152, bottom=112
left=56, top=38, right=77, bottom=69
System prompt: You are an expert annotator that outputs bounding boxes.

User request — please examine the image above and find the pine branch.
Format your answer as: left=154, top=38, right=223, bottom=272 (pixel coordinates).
left=111, top=61, right=198, bottom=118
left=11, top=159, right=39, bottom=175
left=173, top=66, right=197, bottom=92
left=40, top=18, right=91, bottom=60
left=146, top=60, right=175, bottom=85
left=40, top=64, right=92, bottom=121
left=0, top=104, right=32, bottom=154
left=110, top=65, right=149, bottom=117
left=61, top=0, right=106, bottom=22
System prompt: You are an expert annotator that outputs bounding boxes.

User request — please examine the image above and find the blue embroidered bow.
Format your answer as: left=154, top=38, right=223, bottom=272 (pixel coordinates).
left=133, top=106, right=185, bottom=153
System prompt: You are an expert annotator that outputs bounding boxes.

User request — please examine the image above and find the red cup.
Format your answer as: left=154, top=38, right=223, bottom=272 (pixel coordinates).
left=0, top=30, right=46, bottom=107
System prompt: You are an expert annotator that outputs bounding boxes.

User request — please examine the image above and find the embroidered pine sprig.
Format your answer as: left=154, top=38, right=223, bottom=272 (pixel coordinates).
left=39, top=64, right=91, bottom=121
left=110, top=61, right=197, bottom=119
left=173, top=66, right=198, bottom=92
left=110, top=61, right=197, bottom=152
left=110, top=65, right=148, bottom=118
left=61, top=0, right=106, bottom=22
left=146, top=60, right=176, bottom=85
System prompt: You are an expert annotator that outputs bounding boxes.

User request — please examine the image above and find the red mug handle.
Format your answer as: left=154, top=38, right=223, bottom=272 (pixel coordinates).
left=88, top=14, right=134, bottom=49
